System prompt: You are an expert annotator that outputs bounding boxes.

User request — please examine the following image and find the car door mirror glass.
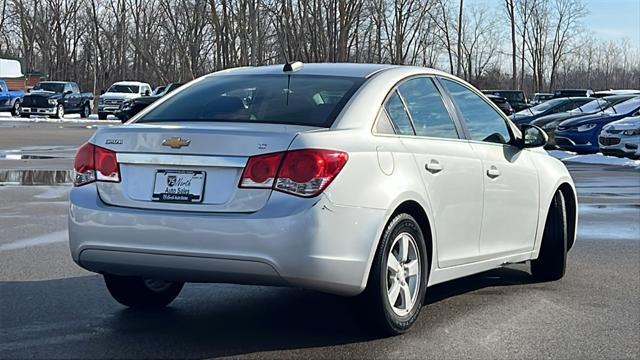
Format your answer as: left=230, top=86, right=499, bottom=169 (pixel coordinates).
left=521, top=124, right=547, bottom=148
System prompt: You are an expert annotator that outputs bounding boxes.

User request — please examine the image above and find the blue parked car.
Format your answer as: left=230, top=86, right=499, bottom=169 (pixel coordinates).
left=555, top=96, right=640, bottom=154
left=510, top=97, right=592, bottom=125
left=0, top=80, right=24, bottom=115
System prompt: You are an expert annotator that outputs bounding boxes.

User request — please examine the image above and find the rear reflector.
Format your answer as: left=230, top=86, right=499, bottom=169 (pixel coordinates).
left=73, top=143, right=120, bottom=186
left=239, top=149, right=348, bottom=197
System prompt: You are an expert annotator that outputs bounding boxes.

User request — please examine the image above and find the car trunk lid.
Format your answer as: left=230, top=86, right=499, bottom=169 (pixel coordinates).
left=92, top=122, right=316, bottom=212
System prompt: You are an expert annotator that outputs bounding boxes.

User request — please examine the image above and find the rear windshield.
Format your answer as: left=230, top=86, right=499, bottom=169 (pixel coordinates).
left=137, top=75, right=364, bottom=127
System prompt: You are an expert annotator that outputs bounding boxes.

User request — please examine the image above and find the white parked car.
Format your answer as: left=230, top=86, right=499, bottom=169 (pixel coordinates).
left=69, top=63, right=577, bottom=334
left=98, top=81, right=152, bottom=119
left=599, top=116, right=640, bottom=159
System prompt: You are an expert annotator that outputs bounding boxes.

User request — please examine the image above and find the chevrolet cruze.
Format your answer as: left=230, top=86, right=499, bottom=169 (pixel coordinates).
left=69, top=63, right=577, bottom=334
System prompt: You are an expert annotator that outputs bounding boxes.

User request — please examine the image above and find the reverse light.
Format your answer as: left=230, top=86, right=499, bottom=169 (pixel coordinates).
left=239, top=149, right=348, bottom=197
left=73, top=143, right=120, bottom=186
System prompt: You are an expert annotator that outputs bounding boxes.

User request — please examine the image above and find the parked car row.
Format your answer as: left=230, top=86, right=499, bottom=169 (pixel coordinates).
left=512, top=94, right=640, bottom=159
left=2, top=79, right=182, bottom=120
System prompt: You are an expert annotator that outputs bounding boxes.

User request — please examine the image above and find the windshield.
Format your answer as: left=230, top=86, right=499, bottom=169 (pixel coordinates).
left=605, top=97, right=640, bottom=115
left=570, top=99, right=608, bottom=113
left=137, top=75, right=364, bottom=127
left=107, top=84, right=140, bottom=93
left=517, top=98, right=566, bottom=115
left=33, top=83, right=64, bottom=93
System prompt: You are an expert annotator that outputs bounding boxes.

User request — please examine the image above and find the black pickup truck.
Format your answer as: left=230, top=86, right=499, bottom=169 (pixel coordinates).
left=20, top=81, right=94, bottom=119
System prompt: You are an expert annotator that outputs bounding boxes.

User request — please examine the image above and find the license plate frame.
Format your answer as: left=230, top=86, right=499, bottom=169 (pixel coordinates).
left=152, top=170, right=206, bottom=203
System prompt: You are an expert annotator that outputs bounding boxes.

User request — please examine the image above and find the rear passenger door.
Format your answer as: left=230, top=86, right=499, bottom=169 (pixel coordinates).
left=440, top=78, right=539, bottom=257
left=381, top=77, right=484, bottom=268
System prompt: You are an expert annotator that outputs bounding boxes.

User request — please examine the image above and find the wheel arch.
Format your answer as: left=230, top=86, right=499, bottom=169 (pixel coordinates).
left=390, top=200, right=433, bottom=268
left=556, top=182, right=577, bottom=251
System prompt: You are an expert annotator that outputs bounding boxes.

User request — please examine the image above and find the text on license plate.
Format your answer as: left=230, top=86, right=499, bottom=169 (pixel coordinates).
left=152, top=170, right=205, bottom=203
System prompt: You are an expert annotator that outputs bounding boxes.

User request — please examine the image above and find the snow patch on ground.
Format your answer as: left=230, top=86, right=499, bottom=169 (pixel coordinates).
left=0, top=112, right=119, bottom=124
left=548, top=150, right=640, bottom=168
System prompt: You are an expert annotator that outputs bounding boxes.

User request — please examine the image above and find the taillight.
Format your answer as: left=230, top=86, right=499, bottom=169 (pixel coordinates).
left=73, top=143, right=120, bottom=186
left=239, top=149, right=348, bottom=197
left=239, top=152, right=284, bottom=188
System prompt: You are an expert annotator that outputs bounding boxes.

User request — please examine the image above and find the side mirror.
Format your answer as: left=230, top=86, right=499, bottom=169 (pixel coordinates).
left=144, top=90, right=151, bottom=96
left=100, top=89, right=105, bottom=95
left=519, top=124, right=548, bottom=148
left=64, top=90, right=72, bottom=96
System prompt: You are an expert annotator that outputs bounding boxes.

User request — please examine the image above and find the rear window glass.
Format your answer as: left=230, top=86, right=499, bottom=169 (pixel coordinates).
left=137, top=75, right=364, bottom=127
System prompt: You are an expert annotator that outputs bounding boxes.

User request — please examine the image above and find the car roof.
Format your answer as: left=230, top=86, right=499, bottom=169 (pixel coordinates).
left=112, top=81, right=148, bottom=86
left=40, top=81, right=72, bottom=84
left=212, top=63, right=401, bottom=78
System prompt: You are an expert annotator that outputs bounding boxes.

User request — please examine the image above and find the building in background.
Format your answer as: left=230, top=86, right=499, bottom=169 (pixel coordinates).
left=0, top=58, right=46, bottom=91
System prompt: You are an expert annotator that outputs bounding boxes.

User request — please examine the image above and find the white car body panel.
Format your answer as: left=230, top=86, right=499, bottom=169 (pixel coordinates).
left=598, top=116, right=640, bottom=158
left=69, top=64, right=577, bottom=296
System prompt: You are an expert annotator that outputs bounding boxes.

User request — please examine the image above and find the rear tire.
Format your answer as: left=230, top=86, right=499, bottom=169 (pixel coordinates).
left=361, top=213, right=428, bottom=335
left=104, top=274, right=183, bottom=308
left=80, top=103, right=90, bottom=118
left=531, top=191, right=568, bottom=281
left=98, top=112, right=108, bottom=120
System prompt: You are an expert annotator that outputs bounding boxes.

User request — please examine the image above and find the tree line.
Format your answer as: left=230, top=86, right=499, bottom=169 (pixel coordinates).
left=1, top=0, right=638, bottom=96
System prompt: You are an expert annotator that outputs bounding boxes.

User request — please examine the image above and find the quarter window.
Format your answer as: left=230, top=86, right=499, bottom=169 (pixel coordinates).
left=384, top=91, right=414, bottom=135
left=397, top=77, right=458, bottom=139
left=441, top=79, right=512, bottom=144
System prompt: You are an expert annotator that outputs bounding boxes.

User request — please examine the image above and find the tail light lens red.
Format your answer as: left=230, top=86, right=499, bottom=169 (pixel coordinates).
left=239, top=149, right=348, bottom=197
left=73, top=143, right=120, bottom=186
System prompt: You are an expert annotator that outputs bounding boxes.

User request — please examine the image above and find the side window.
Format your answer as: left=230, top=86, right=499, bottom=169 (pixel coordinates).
left=0, top=81, right=7, bottom=92
left=64, top=83, right=72, bottom=93
left=384, top=91, right=414, bottom=135
left=441, top=78, right=512, bottom=144
left=375, top=110, right=396, bottom=135
left=397, top=77, right=459, bottom=139
left=71, top=83, right=79, bottom=93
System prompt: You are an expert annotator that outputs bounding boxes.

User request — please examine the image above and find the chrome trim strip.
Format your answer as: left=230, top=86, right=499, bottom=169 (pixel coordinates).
left=116, top=153, right=247, bottom=167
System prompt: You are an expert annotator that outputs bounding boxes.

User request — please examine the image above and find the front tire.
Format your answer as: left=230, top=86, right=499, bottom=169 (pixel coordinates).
left=104, top=274, right=184, bottom=308
left=531, top=191, right=568, bottom=281
left=362, top=213, right=428, bottom=335
left=51, top=104, right=64, bottom=119
left=11, top=100, right=20, bottom=116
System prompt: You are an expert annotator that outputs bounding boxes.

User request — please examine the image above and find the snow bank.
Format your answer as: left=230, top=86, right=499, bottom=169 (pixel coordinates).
left=548, top=150, right=640, bottom=168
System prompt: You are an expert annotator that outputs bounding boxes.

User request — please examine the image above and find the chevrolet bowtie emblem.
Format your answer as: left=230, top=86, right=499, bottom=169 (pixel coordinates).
left=162, top=137, right=191, bottom=149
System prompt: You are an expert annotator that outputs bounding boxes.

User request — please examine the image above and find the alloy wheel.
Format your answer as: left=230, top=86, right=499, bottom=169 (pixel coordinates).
left=387, top=232, right=421, bottom=316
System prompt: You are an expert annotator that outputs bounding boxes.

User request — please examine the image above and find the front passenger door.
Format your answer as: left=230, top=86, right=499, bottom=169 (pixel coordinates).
left=440, top=78, right=540, bottom=257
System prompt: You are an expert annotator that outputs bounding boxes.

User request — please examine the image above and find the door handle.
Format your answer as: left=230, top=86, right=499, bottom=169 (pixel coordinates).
left=487, top=166, right=501, bottom=178
left=425, top=160, right=443, bottom=174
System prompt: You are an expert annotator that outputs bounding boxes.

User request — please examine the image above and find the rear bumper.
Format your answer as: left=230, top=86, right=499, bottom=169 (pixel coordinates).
left=69, top=184, right=385, bottom=295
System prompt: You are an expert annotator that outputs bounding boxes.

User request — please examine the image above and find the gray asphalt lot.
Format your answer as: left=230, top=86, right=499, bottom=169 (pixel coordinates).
left=0, top=119, right=639, bottom=359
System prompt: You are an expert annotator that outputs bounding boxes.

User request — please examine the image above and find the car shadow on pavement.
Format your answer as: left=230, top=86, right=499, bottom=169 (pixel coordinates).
left=0, top=266, right=536, bottom=359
